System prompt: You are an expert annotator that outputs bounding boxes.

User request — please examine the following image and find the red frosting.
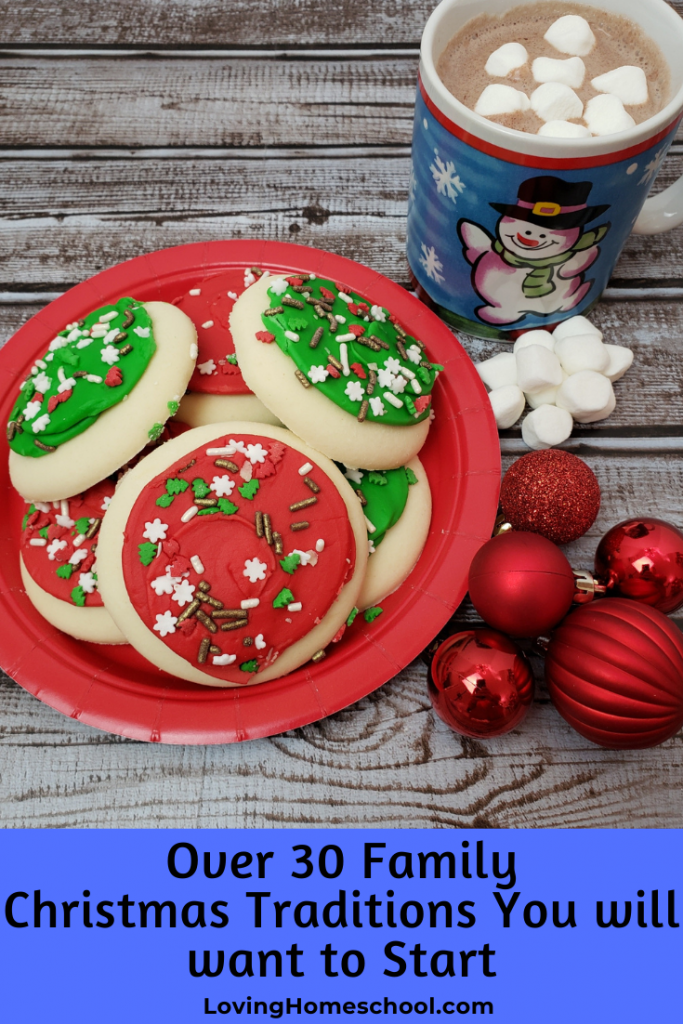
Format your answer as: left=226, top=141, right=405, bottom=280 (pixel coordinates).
left=21, top=480, right=116, bottom=607
left=121, top=432, right=357, bottom=683
left=172, top=269, right=255, bottom=396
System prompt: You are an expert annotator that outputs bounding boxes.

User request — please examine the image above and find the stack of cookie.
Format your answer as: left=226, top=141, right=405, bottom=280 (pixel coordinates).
left=8, top=266, right=440, bottom=688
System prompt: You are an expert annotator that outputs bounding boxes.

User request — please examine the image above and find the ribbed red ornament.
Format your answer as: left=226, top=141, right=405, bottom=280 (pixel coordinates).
left=545, top=599, right=683, bottom=749
left=468, top=532, right=576, bottom=637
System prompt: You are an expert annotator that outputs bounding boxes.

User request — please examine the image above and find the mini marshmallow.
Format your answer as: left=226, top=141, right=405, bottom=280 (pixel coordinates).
left=538, top=119, right=592, bottom=138
left=584, top=94, right=635, bottom=136
left=485, top=42, right=528, bottom=78
left=526, top=375, right=566, bottom=409
left=531, top=82, right=583, bottom=123
left=554, top=334, right=610, bottom=375
left=591, top=66, right=648, bottom=106
left=513, top=329, right=555, bottom=354
left=544, top=15, right=596, bottom=56
left=552, top=315, right=602, bottom=342
left=522, top=405, right=574, bottom=449
left=603, top=344, right=634, bottom=382
left=515, top=345, right=564, bottom=394
left=488, top=384, right=526, bottom=429
left=556, top=370, right=616, bottom=423
left=475, top=84, right=531, bottom=117
left=476, top=352, right=517, bottom=390
left=532, top=56, right=585, bottom=89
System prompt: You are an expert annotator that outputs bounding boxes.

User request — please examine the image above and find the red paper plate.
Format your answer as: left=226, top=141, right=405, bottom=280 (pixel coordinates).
left=0, top=240, right=500, bottom=744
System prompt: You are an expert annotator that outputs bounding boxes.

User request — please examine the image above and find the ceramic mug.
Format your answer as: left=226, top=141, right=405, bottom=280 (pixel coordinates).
left=407, top=0, right=683, bottom=339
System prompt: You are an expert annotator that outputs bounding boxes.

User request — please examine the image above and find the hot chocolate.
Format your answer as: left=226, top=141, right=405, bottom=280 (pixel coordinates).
left=436, top=2, right=670, bottom=136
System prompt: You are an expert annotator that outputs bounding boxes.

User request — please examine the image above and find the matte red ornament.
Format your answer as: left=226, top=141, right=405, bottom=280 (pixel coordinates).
left=468, top=532, right=576, bottom=637
left=500, top=449, right=600, bottom=544
left=545, top=599, right=683, bottom=749
left=595, top=517, right=683, bottom=614
left=428, top=628, right=534, bottom=738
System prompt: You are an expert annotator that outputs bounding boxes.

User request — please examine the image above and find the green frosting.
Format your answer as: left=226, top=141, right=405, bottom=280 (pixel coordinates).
left=7, top=297, right=156, bottom=458
left=340, top=464, right=416, bottom=548
left=260, top=277, right=439, bottom=425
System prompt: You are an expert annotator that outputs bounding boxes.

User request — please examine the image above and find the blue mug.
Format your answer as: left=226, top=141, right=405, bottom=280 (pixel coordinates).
left=407, top=0, right=683, bottom=339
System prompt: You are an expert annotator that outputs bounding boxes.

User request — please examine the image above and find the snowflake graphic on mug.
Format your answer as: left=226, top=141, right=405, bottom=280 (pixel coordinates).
left=430, top=149, right=466, bottom=203
left=418, top=244, right=445, bottom=284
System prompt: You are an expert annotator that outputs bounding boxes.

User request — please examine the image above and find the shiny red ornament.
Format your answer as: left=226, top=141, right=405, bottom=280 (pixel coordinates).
left=468, top=532, right=576, bottom=637
left=500, top=449, right=600, bottom=544
left=428, top=628, right=534, bottom=738
left=545, top=599, right=683, bottom=749
left=595, top=517, right=683, bottom=614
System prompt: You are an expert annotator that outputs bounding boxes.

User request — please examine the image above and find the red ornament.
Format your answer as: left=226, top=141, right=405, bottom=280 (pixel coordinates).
left=595, top=517, right=683, bottom=614
left=545, top=599, right=683, bottom=749
left=469, top=532, right=575, bottom=637
left=428, top=629, right=534, bottom=738
left=500, top=449, right=600, bottom=544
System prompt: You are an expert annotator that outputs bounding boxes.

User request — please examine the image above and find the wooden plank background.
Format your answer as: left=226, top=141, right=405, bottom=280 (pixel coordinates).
left=1, top=1, right=683, bottom=828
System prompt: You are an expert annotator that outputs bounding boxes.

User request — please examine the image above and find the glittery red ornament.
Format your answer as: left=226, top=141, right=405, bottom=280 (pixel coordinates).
left=595, top=517, right=683, bottom=614
left=545, top=599, right=683, bottom=749
left=500, top=449, right=600, bottom=544
left=469, top=532, right=575, bottom=637
left=428, top=628, right=534, bottom=738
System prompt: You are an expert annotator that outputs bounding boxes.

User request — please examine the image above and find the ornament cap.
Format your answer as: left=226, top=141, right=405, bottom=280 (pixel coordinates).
left=572, top=568, right=608, bottom=604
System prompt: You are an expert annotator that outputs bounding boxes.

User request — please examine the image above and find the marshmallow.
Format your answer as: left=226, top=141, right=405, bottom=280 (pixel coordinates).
left=591, top=66, right=648, bottom=107
left=552, top=315, right=602, bottom=342
left=526, top=377, right=565, bottom=408
left=554, top=334, right=610, bottom=375
left=476, top=352, right=517, bottom=390
left=522, top=405, right=574, bottom=449
left=531, top=82, right=583, bottom=123
left=544, top=15, right=596, bottom=56
left=515, top=345, right=564, bottom=393
left=556, top=370, right=616, bottom=423
left=475, top=84, right=531, bottom=117
left=584, top=94, right=636, bottom=136
left=532, top=56, right=585, bottom=88
left=488, top=384, right=526, bottom=428
left=603, top=344, right=634, bottom=382
left=538, top=119, right=592, bottom=138
left=513, top=329, right=555, bottom=353
left=485, top=42, right=528, bottom=78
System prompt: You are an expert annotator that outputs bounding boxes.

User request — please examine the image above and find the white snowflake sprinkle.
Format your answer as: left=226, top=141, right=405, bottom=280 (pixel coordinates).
left=23, top=400, right=42, bottom=421
left=344, top=467, right=364, bottom=484
left=270, top=278, right=288, bottom=295
left=369, top=396, right=385, bottom=417
left=385, top=356, right=402, bottom=375
left=172, top=579, right=196, bottom=607
left=377, top=368, right=395, bottom=389
left=390, top=375, right=407, bottom=395
left=243, top=557, right=268, bottom=583
left=46, top=538, right=67, bottom=560
left=78, top=571, right=97, bottom=594
left=255, top=634, right=267, bottom=650
left=57, top=376, right=76, bottom=394
left=134, top=326, right=151, bottom=338
left=210, top=475, right=235, bottom=497
left=32, top=413, right=51, bottom=434
left=150, top=574, right=178, bottom=596
left=418, top=243, right=445, bottom=284
left=100, top=345, right=120, bottom=366
left=345, top=380, right=364, bottom=402
left=246, top=443, right=267, bottom=464
left=101, top=495, right=112, bottom=512
left=227, top=438, right=247, bottom=455
left=430, top=151, right=466, bottom=202
left=370, top=305, right=387, bottom=322
left=213, top=653, right=237, bottom=666
left=55, top=514, right=75, bottom=528
left=308, top=365, right=329, bottom=384
left=153, top=610, right=178, bottom=637
left=49, top=336, right=69, bottom=351
left=33, top=372, right=51, bottom=394
left=198, top=359, right=216, bottom=375
left=407, top=344, right=422, bottom=364
left=68, top=548, right=88, bottom=565
left=143, top=518, right=168, bottom=543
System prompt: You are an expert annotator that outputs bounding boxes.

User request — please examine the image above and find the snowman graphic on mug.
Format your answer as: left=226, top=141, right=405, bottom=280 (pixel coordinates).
left=457, top=176, right=611, bottom=327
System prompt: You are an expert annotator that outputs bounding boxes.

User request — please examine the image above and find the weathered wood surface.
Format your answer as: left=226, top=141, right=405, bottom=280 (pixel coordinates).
left=0, top=152, right=682, bottom=290
left=1, top=0, right=683, bottom=829
left=2, top=0, right=682, bottom=45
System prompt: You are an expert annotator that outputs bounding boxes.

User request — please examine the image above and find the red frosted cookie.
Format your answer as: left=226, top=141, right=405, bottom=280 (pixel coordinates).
left=96, top=423, right=368, bottom=686
left=19, top=479, right=126, bottom=643
left=172, top=268, right=281, bottom=427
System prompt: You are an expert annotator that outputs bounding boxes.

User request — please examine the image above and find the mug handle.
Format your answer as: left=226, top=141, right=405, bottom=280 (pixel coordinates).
left=633, top=174, right=683, bottom=234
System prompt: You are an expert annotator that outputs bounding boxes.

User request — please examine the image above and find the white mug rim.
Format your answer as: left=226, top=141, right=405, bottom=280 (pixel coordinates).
left=420, top=0, right=683, bottom=157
